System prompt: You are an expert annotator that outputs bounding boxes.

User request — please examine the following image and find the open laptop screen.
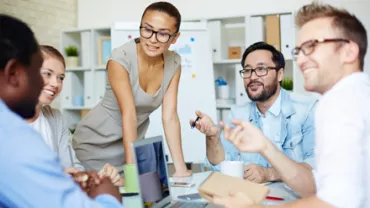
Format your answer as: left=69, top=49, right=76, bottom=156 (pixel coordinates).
left=134, top=140, right=169, bottom=204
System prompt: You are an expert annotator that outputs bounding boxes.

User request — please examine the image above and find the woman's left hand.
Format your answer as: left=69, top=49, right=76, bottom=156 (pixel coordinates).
left=98, top=163, right=123, bottom=186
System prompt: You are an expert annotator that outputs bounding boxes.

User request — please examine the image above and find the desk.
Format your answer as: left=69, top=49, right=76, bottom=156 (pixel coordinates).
left=123, top=171, right=300, bottom=207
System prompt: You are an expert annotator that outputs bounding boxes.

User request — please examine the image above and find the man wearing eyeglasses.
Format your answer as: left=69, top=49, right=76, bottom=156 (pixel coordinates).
left=212, top=2, right=370, bottom=208
left=193, top=42, right=317, bottom=187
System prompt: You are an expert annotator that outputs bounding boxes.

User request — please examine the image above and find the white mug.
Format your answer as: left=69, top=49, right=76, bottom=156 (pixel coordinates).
left=220, top=160, right=244, bottom=179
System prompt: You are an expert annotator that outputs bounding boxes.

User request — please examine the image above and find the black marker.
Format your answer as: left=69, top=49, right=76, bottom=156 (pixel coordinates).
left=121, top=192, right=139, bottom=197
left=191, top=116, right=200, bottom=129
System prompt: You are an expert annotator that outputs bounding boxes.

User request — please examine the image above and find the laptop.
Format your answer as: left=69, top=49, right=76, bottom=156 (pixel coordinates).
left=131, top=136, right=208, bottom=208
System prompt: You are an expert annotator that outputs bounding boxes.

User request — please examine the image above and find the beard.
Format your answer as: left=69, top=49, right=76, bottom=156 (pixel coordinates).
left=245, top=78, right=279, bottom=102
left=11, top=102, right=37, bottom=119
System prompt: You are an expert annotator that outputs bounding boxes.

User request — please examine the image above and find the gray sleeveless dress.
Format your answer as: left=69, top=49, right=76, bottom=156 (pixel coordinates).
left=73, top=39, right=181, bottom=173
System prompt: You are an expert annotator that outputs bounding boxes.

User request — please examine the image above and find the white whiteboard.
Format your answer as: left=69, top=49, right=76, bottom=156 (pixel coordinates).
left=111, top=22, right=217, bottom=164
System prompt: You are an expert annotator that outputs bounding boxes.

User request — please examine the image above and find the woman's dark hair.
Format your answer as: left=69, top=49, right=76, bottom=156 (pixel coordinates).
left=141, top=1, right=181, bottom=32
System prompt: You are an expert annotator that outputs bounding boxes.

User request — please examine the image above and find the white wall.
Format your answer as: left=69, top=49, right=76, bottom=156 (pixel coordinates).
left=78, top=0, right=367, bottom=27
left=78, top=0, right=370, bottom=74
left=78, top=0, right=310, bottom=28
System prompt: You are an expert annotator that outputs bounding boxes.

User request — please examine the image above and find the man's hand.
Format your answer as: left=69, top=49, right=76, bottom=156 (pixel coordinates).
left=222, top=119, right=268, bottom=153
left=71, top=170, right=101, bottom=193
left=88, top=177, right=122, bottom=202
left=190, top=110, right=219, bottom=137
left=98, top=163, right=123, bottom=186
left=212, top=192, right=258, bottom=208
left=244, top=164, right=268, bottom=183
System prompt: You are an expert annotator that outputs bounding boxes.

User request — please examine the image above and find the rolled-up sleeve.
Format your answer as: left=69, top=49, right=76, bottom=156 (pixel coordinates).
left=203, top=107, right=241, bottom=171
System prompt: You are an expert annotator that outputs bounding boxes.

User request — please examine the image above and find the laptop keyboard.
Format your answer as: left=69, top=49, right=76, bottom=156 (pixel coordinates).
left=170, top=201, right=208, bottom=208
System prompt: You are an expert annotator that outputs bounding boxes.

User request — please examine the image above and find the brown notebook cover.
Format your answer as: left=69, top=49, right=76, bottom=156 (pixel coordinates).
left=198, top=172, right=270, bottom=204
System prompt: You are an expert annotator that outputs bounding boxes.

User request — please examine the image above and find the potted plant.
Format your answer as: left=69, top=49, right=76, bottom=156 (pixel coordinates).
left=281, top=77, right=293, bottom=91
left=64, top=45, right=79, bottom=67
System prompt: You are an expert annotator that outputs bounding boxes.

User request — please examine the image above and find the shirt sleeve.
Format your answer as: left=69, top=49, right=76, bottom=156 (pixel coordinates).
left=0, top=128, right=122, bottom=208
left=203, top=107, right=241, bottom=171
left=109, top=47, right=131, bottom=73
left=315, top=93, right=366, bottom=208
left=56, top=109, right=85, bottom=171
left=301, top=100, right=317, bottom=168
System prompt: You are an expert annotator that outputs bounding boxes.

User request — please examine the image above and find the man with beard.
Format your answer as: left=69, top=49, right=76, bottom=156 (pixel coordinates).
left=192, top=42, right=317, bottom=186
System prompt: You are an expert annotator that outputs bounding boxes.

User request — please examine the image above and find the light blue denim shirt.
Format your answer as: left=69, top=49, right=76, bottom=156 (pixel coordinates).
left=205, top=88, right=317, bottom=170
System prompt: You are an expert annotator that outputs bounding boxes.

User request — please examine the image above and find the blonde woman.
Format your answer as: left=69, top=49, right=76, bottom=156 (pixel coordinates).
left=27, top=45, right=122, bottom=186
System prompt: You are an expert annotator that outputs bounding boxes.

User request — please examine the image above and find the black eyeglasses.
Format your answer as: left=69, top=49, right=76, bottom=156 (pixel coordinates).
left=139, top=26, right=178, bottom=43
left=239, top=66, right=279, bottom=79
left=292, top=38, right=350, bottom=61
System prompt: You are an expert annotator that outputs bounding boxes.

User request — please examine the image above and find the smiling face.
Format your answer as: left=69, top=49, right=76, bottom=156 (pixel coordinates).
left=139, top=10, right=180, bottom=57
left=38, top=56, right=65, bottom=105
left=296, top=18, right=341, bottom=93
left=243, top=50, right=284, bottom=102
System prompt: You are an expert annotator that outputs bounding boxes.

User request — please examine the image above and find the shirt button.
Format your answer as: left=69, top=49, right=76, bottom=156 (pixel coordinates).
left=290, top=142, right=293, bottom=148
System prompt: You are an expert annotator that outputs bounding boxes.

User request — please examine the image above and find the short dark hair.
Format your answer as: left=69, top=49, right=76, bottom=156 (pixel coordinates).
left=141, top=1, right=181, bottom=32
left=296, top=2, right=367, bottom=70
left=0, top=14, right=39, bottom=70
left=241, top=42, right=285, bottom=70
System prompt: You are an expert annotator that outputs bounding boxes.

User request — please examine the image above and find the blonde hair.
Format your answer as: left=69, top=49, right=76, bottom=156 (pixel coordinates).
left=40, top=45, right=66, bottom=68
left=295, top=2, right=367, bottom=69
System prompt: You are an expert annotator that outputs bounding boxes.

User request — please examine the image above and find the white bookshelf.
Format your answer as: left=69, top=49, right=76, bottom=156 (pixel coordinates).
left=60, top=27, right=111, bottom=128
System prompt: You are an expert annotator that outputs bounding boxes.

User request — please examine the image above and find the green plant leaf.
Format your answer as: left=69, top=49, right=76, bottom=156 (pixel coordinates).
left=282, top=77, right=293, bottom=91
left=64, top=45, right=78, bottom=57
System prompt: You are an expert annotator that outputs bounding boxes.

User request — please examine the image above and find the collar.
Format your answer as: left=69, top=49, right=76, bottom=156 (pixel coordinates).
left=326, top=72, right=367, bottom=94
left=256, top=90, right=281, bottom=117
left=250, top=88, right=295, bottom=121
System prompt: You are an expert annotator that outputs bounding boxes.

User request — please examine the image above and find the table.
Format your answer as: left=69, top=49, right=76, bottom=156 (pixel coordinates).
left=122, top=171, right=300, bottom=207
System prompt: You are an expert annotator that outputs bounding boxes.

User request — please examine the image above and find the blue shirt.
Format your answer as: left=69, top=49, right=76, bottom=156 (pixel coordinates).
left=0, top=99, right=122, bottom=208
left=205, top=88, right=317, bottom=170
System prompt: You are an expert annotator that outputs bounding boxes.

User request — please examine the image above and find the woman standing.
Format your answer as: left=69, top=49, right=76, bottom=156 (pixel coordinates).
left=27, top=45, right=122, bottom=185
left=73, top=2, right=191, bottom=177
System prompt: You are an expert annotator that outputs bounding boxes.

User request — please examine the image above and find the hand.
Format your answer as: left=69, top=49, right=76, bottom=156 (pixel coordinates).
left=190, top=110, right=219, bottom=137
left=221, top=119, right=268, bottom=153
left=64, top=167, right=80, bottom=175
left=88, top=176, right=122, bottom=203
left=71, top=170, right=101, bottom=193
left=98, top=163, right=123, bottom=186
left=212, top=192, right=256, bottom=208
left=173, top=169, right=192, bottom=177
left=244, top=164, right=268, bottom=183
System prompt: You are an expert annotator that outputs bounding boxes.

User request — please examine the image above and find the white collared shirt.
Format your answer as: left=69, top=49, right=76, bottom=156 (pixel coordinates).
left=257, top=90, right=282, bottom=143
left=315, top=72, right=370, bottom=208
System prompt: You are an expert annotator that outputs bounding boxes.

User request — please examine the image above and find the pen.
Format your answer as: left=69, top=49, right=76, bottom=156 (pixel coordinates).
left=121, top=192, right=139, bottom=197
left=266, top=196, right=284, bottom=201
left=191, top=116, right=200, bottom=129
